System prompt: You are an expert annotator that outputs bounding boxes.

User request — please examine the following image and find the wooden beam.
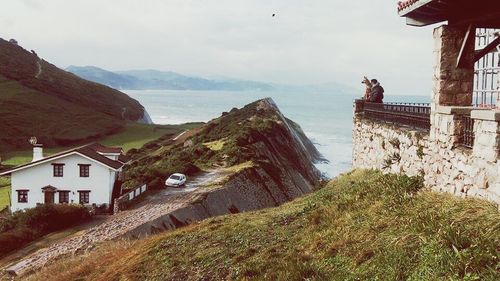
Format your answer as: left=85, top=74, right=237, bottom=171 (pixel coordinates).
left=456, top=25, right=475, bottom=69
left=474, top=35, right=500, bottom=63
left=450, top=13, right=500, bottom=28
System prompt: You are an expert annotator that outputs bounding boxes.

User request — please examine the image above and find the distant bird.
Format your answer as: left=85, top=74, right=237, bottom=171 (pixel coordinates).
left=272, top=13, right=276, bottom=17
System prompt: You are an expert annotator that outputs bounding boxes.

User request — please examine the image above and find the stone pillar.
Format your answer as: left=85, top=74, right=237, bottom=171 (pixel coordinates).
left=430, top=106, right=472, bottom=147
left=469, top=110, right=500, bottom=205
left=432, top=25, right=474, bottom=107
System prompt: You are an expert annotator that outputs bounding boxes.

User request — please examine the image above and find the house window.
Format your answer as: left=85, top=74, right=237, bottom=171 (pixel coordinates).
left=17, top=190, right=28, bottom=203
left=79, top=164, right=90, bottom=177
left=59, top=191, right=70, bottom=204
left=78, top=191, right=90, bottom=204
left=52, top=163, right=64, bottom=177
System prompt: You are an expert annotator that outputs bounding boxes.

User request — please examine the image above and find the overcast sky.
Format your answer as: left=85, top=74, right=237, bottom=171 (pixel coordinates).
left=2, top=0, right=436, bottom=95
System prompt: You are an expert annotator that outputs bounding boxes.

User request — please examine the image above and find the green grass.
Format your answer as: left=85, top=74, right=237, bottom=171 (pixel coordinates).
left=203, top=138, right=227, bottom=151
left=25, top=170, right=500, bottom=281
left=0, top=185, right=9, bottom=210
left=1, top=123, right=202, bottom=166
left=99, top=123, right=201, bottom=152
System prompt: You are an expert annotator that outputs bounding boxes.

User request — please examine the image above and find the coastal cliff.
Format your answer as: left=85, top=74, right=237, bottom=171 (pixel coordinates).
left=124, top=97, right=323, bottom=236
left=124, top=98, right=322, bottom=191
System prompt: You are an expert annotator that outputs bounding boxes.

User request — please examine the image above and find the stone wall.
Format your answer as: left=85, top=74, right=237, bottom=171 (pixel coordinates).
left=352, top=23, right=500, bottom=207
left=353, top=115, right=500, bottom=206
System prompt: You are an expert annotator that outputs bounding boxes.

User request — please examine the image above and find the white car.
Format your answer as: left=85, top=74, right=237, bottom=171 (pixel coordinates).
left=165, top=173, right=187, bottom=187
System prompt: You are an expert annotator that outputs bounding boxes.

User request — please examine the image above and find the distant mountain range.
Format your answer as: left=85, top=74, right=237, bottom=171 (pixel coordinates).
left=66, top=66, right=275, bottom=91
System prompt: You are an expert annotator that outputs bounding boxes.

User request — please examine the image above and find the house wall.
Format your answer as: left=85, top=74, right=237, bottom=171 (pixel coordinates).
left=10, top=153, right=116, bottom=212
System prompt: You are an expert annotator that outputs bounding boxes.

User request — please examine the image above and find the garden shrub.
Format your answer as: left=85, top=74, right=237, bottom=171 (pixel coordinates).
left=0, top=204, right=90, bottom=257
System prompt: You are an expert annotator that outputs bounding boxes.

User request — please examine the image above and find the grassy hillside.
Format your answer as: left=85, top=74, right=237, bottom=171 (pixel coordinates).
left=0, top=39, right=146, bottom=152
left=0, top=74, right=124, bottom=152
left=1, top=123, right=203, bottom=166
left=26, top=170, right=500, bottom=281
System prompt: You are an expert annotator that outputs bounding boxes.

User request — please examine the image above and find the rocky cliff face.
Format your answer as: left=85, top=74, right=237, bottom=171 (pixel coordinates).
left=125, top=98, right=323, bottom=236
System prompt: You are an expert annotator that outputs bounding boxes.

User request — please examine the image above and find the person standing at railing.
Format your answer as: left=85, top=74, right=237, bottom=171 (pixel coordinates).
left=369, top=79, right=385, bottom=103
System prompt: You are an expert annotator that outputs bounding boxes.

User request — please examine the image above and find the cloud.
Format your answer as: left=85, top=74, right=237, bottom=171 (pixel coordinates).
left=0, top=0, right=435, bottom=95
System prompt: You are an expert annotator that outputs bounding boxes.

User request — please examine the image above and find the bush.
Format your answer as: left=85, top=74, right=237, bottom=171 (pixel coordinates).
left=148, top=177, right=164, bottom=190
left=0, top=227, right=36, bottom=255
left=0, top=204, right=91, bottom=257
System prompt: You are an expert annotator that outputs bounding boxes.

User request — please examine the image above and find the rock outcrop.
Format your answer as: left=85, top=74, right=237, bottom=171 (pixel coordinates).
left=124, top=98, right=324, bottom=237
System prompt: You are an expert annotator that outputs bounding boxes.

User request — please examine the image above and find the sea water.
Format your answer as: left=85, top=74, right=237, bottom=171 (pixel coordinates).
left=126, top=90, right=430, bottom=179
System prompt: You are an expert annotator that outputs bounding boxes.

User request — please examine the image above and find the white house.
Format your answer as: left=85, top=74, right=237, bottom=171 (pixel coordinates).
left=0, top=143, right=130, bottom=212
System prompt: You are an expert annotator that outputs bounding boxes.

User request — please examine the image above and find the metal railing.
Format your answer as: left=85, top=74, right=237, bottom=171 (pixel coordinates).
left=354, top=100, right=431, bottom=130
left=459, top=115, right=475, bottom=149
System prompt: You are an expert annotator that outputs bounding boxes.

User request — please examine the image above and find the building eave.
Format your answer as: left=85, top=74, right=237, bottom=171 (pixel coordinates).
left=0, top=145, right=125, bottom=176
left=399, top=0, right=500, bottom=28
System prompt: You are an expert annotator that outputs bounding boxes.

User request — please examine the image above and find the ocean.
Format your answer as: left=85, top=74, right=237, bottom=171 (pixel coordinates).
left=126, top=89, right=430, bottom=179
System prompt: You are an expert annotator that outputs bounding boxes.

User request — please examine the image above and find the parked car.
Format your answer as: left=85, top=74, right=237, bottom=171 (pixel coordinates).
left=165, top=173, right=187, bottom=187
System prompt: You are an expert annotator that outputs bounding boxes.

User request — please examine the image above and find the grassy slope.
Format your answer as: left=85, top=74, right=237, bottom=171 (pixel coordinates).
left=0, top=185, right=9, bottom=210
left=0, top=75, right=123, bottom=151
left=0, top=39, right=145, bottom=152
left=26, top=170, right=500, bottom=281
left=100, top=123, right=201, bottom=152
left=1, top=123, right=203, bottom=166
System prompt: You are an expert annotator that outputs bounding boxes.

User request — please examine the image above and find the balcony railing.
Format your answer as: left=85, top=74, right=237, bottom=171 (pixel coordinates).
left=354, top=100, right=431, bottom=130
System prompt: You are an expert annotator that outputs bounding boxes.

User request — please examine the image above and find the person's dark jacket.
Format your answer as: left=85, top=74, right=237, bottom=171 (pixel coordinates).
left=369, top=84, right=384, bottom=103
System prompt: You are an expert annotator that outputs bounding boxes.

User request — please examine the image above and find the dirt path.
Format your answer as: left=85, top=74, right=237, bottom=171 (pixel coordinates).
left=2, top=169, right=224, bottom=277
left=173, top=130, right=188, bottom=141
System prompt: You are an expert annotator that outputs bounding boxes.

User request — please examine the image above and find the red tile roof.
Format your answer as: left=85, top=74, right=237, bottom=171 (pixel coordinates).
left=87, top=143, right=123, bottom=154
left=397, top=0, right=421, bottom=12
left=75, top=145, right=124, bottom=169
left=0, top=143, right=126, bottom=175
left=118, top=154, right=131, bottom=164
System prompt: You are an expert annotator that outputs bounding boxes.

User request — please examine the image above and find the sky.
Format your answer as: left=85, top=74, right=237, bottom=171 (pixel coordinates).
left=1, top=0, right=437, bottom=95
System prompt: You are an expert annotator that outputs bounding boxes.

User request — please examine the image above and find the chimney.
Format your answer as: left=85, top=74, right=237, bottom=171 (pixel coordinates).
left=32, top=144, right=44, bottom=162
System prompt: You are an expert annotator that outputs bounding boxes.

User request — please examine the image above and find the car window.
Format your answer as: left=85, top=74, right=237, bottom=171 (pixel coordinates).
left=170, top=175, right=181, bottom=180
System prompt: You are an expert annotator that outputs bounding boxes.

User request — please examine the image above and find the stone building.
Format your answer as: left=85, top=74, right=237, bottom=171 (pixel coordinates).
left=353, top=0, right=500, bottom=206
